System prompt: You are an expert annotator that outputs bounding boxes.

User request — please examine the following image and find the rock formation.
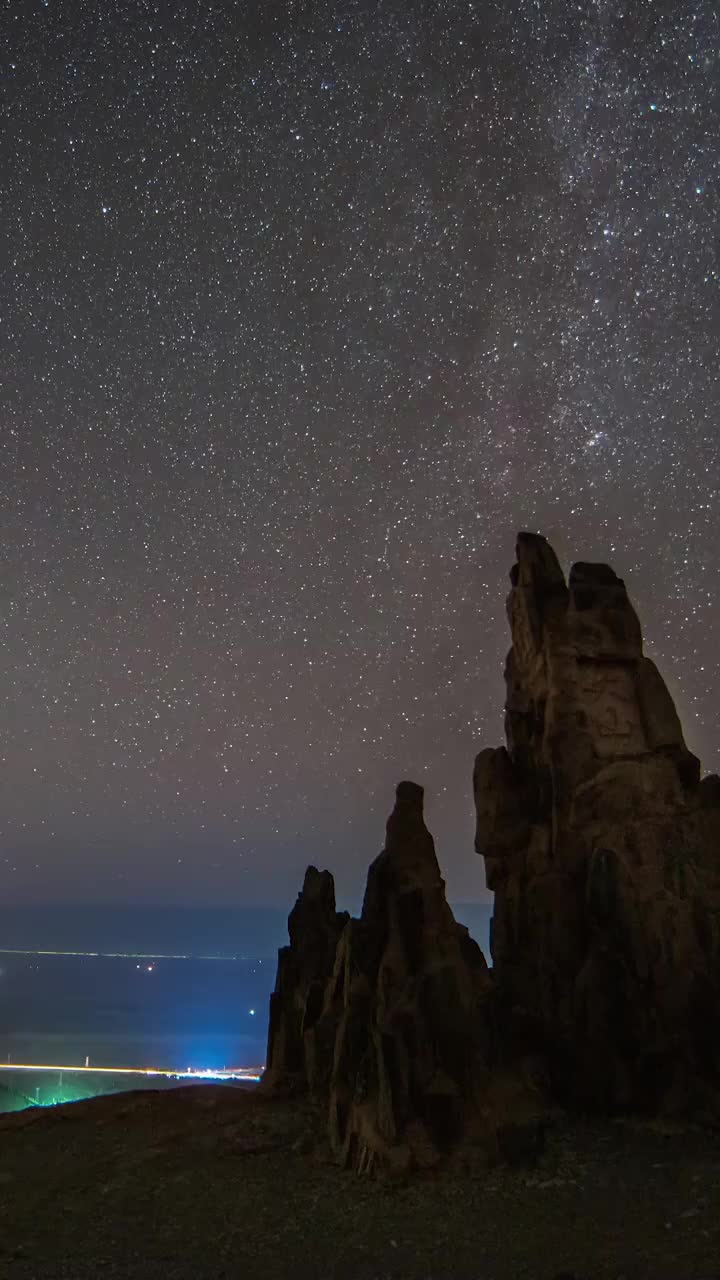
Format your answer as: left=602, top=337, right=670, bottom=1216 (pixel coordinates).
left=263, top=532, right=720, bottom=1173
left=263, top=783, right=544, bottom=1170
left=474, top=532, right=720, bottom=1110
left=263, top=866, right=349, bottom=1095
left=325, top=781, right=497, bottom=1172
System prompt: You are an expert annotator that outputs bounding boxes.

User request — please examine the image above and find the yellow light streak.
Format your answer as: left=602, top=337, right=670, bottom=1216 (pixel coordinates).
left=0, top=1063, right=262, bottom=1080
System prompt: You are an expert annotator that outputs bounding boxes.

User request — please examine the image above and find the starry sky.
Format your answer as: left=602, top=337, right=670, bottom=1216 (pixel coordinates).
left=2, top=0, right=718, bottom=909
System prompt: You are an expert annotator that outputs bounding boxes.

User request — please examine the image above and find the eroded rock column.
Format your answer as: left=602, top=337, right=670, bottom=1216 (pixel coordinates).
left=475, top=532, right=720, bottom=1109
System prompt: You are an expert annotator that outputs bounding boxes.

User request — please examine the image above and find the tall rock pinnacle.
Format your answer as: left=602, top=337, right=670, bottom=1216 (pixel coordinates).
left=474, top=532, right=720, bottom=1109
left=262, top=534, right=719, bottom=1174
left=263, top=783, right=513, bottom=1172
left=263, top=865, right=349, bottom=1095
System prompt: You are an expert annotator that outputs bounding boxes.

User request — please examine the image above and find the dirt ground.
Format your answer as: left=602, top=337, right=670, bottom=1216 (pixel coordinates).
left=0, top=1085, right=718, bottom=1280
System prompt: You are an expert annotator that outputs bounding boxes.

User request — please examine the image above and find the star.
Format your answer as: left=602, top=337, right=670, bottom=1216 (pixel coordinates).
left=0, top=0, right=716, bottom=910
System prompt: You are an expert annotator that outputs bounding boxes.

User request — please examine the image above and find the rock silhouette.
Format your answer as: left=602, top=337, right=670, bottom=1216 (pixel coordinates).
left=474, top=532, right=720, bottom=1109
left=264, top=533, right=720, bottom=1170
left=263, top=783, right=544, bottom=1170
left=325, top=780, right=496, bottom=1172
left=263, top=866, right=349, bottom=1096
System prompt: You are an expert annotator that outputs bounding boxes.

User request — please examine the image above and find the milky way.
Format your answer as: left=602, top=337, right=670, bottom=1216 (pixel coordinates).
left=2, top=1, right=718, bottom=907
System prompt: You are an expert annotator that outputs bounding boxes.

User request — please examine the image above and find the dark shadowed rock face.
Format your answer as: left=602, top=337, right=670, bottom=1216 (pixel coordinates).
left=263, top=784, right=544, bottom=1171
left=325, top=781, right=496, bottom=1172
left=263, top=866, right=349, bottom=1095
left=474, top=532, right=720, bottom=1110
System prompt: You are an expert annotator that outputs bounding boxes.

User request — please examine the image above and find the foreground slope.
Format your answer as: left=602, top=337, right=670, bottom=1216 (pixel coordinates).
left=0, top=1086, right=719, bottom=1280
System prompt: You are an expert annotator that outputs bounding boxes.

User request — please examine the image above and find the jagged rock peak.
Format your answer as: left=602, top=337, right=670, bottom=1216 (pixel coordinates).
left=262, top=783, right=545, bottom=1173
left=385, top=779, right=428, bottom=845
left=377, top=780, right=439, bottom=886
left=511, top=530, right=567, bottom=590
left=327, top=780, right=498, bottom=1171
left=475, top=533, right=720, bottom=1112
left=287, top=865, right=340, bottom=946
left=360, top=780, right=450, bottom=952
left=262, top=865, right=349, bottom=1096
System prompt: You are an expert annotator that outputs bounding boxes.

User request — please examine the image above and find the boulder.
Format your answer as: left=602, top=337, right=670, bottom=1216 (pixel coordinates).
left=474, top=533, right=720, bottom=1109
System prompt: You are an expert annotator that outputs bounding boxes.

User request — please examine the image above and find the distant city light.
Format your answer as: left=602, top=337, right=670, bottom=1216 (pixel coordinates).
left=0, top=1062, right=264, bottom=1086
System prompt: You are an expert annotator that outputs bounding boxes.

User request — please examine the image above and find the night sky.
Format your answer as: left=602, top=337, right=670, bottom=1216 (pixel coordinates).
left=2, top=1, right=718, bottom=909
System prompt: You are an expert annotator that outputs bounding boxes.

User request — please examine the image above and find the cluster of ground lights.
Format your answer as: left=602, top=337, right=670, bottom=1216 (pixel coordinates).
left=0, top=1063, right=263, bottom=1110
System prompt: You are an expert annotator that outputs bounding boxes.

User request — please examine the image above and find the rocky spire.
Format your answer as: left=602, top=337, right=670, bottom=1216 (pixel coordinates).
left=263, top=865, right=349, bottom=1095
left=325, top=781, right=494, bottom=1172
left=263, top=784, right=532, bottom=1172
left=474, top=532, right=720, bottom=1109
